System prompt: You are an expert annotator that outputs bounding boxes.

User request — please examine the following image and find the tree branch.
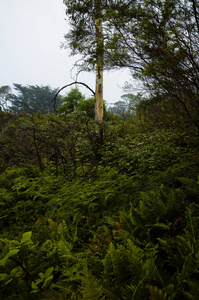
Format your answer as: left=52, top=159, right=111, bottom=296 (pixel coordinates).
left=53, top=81, right=95, bottom=111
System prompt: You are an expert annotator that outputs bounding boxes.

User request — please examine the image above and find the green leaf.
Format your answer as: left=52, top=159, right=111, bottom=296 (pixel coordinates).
left=0, top=249, right=20, bottom=266
left=39, top=272, right=45, bottom=279
left=42, top=275, right=54, bottom=288
left=5, top=278, right=14, bottom=285
left=44, top=267, right=54, bottom=278
left=31, top=281, right=39, bottom=291
left=21, top=231, right=32, bottom=244
left=0, top=273, right=9, bottom=281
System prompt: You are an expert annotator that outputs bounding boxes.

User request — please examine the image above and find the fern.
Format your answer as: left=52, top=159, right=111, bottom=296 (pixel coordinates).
left=176, top=254, right=197, bottom=287
left=121, top=281, right=145, bottom=300
left=147, top=285, right=170, bottom=300
left=183, top=280, right=199, bottom=299
left=184, top=204, right=199, bottom=247
left=178, top=177, right=199, bottom=198
left=79, top=263, right=105, bottom=300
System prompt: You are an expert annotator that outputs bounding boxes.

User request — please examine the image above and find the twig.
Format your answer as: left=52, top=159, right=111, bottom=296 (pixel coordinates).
left=10, top=256, right=44, bottom=292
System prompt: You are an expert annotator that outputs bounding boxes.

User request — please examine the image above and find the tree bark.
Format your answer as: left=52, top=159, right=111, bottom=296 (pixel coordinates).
left=95, top=3, right=103, bottom=125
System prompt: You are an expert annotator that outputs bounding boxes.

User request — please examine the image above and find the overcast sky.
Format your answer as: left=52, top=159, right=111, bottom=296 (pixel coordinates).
left=0, top=0, right=132, bottom=104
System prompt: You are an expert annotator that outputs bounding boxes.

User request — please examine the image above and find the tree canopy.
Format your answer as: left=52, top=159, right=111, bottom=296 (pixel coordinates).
left=63, top=0, right=199, bottom=127
left=63, top=0, right=135, bottom=71
left=107, top=0, right=199, bottom=127
left=8, top=84, right=61, bottom=115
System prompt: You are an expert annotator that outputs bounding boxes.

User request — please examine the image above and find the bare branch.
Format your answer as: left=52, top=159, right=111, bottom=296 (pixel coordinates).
left=52, top=81, right=95, bottom=111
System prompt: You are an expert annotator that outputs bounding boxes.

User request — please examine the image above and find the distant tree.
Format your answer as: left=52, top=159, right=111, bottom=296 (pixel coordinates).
left=8, top=84, right=61, bottom=114
left=0, top=85, right=11, bottom=111
left=108, top=94, right=141, bottom=120
left=109, top=101, right=128, bottom=120
left=121, top=94, right=141, bottom=113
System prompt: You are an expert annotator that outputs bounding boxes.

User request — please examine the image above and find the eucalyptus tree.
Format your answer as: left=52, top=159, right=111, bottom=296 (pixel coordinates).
left=63, top=0, right=103, bottom=124
left=62, top=0, right=136, bottom=126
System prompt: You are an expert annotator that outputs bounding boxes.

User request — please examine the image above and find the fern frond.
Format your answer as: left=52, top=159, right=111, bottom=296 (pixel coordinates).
left=176, top=254, right=197, bottom=287
left=184, top=204, right=199, bottom=246
left=101, top=285, right=120, bottom=300
left=123, top=277, right=146, bottom=300
left=147, top=285, right=170, bottom=300
left=57, top=240, right=71, bottom=257
left=178, top=177, right=199, bottom=197
left=120, top=211, right=134, bottom=233
left=79, top=263, right=104, bottom=300
left=183, top=280, right=199, bottom=299
left=48, top=218, right=58, bottom=238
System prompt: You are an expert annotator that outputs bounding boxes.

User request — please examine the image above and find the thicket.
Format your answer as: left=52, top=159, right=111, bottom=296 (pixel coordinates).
left=1, top=98, right=199, bottom=300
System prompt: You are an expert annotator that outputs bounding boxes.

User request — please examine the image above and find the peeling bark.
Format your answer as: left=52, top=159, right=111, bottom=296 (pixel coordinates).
left=95, top=14, right=104, bottom=125
left=95, top=64, right=103, bottom=122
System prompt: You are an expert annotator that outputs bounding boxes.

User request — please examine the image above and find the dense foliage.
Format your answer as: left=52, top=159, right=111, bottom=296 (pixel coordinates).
left=1, top=93, right=199, bottom=299
left=1, top=0, right=199, bottom=299
left=0, top=84, right=61, bottom=115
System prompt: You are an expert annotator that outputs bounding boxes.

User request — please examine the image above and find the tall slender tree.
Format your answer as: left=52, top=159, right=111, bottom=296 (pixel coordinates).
left=94, top=0, right=104, bottom=123
left=63, top=0, right=105, bottom=124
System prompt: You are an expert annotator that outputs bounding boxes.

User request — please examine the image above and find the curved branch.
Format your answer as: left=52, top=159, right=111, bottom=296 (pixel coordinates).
left=53, top=81, right=95, bottom=111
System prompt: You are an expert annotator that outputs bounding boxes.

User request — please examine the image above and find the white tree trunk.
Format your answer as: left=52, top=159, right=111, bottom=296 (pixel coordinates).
left=95, top=17, right=103, bottom=124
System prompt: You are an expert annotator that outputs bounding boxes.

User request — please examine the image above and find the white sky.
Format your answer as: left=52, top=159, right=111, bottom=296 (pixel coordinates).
left=0, top=0, right=132, bottom=104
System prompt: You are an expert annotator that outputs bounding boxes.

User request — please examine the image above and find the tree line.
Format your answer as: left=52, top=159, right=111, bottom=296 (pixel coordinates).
left=2, top=1, right=198, bottom=127
left=0, top=83, right=138, bottom=121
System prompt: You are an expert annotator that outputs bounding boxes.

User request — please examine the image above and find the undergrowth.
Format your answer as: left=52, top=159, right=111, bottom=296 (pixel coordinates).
left=1, top=112, right=199, bottom=299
